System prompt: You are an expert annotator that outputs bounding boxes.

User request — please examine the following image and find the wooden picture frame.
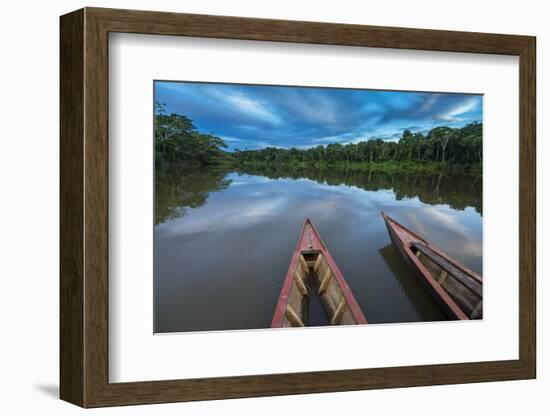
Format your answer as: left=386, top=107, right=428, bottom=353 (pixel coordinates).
left=60, top=7, right=536, bottom=408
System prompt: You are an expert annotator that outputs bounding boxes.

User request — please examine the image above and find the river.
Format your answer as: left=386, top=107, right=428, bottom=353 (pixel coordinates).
left=154, top=166, right=482, bottom=333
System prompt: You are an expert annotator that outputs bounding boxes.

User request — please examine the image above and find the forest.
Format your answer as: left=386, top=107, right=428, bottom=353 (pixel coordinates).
left=154, top=103, right=482, bottom=172
left=154, top=102, right=231, bottom=166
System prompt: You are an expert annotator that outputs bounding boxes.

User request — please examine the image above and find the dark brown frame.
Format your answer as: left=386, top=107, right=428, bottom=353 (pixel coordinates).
left=60, top=7, right=536, bottom=408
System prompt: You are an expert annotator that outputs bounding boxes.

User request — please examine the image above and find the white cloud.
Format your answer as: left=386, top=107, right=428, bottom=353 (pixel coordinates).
left=162, top=196, right=289, bottom=236
left=434, top=97, right=480, bottom=122
left=312, top=134, right=351, bottom=144
left=208, top=88, right=281, bottom=126
left=420, top=94, right=439, bottom=112
left=219, top=135, right=246, bottom=143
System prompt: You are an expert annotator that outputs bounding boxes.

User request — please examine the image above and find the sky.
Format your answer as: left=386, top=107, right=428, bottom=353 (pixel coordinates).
left=154, top=81, right=482, bottom=151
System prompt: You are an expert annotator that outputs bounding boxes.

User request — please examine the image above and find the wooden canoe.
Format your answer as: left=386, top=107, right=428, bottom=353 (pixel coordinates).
left=382, top=211, right=482, bottom=320
left=271, top=218, right=368, bottom=328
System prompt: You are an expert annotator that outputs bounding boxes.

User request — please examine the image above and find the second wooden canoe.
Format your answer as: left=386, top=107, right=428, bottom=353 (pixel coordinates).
left=271, top=219, right=368, bottom=328
left=382, top=211, right=482, bottom=320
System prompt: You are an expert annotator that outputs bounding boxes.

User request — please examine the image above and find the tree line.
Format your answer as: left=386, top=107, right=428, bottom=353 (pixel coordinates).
left=234, top=122, right=482, bottom=167
left=155, top=103, right=482, bottom=169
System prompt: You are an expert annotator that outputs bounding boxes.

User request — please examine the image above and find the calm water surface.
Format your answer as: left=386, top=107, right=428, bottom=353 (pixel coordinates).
left=154, top=167, right=482, bottom=333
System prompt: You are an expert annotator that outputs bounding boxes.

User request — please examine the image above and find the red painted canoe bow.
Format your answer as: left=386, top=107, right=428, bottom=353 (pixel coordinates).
left=271, top=218, right=368, bottom=328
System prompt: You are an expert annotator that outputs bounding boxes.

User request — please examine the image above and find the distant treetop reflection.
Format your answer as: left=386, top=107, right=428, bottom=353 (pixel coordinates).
left=155, top=164, right=481, bottom=226
left=155, top=166, right=232, bottom=225
left=235, top=165, right=482, bottom=214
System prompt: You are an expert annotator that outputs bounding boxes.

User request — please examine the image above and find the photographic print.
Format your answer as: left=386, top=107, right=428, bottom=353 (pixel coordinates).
left=154, top=81, right=483, bottom=333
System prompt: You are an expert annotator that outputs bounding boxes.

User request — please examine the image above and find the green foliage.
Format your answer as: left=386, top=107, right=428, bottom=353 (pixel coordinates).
left=233, top=122, right=482, bottom=170
left=154, top=102, right=229, bottom=166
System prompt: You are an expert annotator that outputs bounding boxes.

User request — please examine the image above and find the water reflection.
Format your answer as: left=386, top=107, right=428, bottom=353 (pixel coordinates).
left=154, top=166, right=482, bottom=332
left=155, top=166, right=482, bottom=226
left=378, top=244, right=446, bottom=322
left=155, top=166, right=232, bottom=225
left=236, top=165, right=482, bottom=215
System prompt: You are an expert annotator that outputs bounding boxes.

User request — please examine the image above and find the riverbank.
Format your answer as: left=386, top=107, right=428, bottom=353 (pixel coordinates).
left=232, top=160, right=482, bottom=175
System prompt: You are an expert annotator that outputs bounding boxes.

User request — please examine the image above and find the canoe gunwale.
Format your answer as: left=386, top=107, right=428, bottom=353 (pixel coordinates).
left=317, top=229, right=368, bottom=326
left=271, top=220, right=310, bottom=328
left=382, top=211, right=472, bottom=320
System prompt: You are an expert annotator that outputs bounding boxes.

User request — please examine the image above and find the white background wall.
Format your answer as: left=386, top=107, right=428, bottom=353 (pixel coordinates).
left=0, top=0, right=546, bottom=414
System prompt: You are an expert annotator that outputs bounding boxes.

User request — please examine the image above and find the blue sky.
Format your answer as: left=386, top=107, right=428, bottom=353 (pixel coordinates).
left=155, top=81, right=482, bottom=151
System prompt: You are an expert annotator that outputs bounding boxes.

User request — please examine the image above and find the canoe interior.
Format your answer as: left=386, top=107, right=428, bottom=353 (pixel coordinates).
left=383, top=212, right=482, bottom=320
left=411, top=242, right=482, bottom=319
left=280, top=250, right=361, bottom=328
